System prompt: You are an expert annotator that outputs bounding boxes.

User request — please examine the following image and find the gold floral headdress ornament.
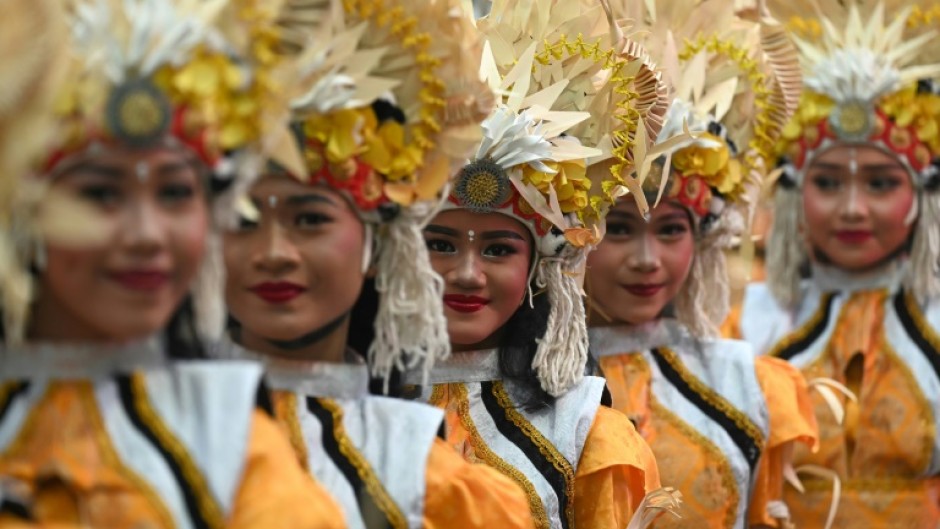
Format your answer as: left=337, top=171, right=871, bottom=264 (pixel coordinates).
left=605, top=0, right=802, bottom=336
left=441, top=0, right=669, bottom=396
left=278, top=0, right=492, bottom=383
left=764, top=0, right=940, bottom=305
left=0, top=0, right=305, bottom=344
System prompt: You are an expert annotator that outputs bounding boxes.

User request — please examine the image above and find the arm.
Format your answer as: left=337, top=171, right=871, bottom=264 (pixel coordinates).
left=574, top=407, right=661, bottom=529
left=423, top=438, right=536, bottom=529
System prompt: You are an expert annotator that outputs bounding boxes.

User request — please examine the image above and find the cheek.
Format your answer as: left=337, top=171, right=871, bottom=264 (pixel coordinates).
left=42, top=247, right=99, bottom=300
left=801, top=188, right=833, bottom=225
left=169, top=208, right=208, bottom=283
left=664, top=239, right=695, bottom=286
left=305, top=221, right=366, bottom=301
left=872, top=189, right=915, bottom=231
left=586, top=244, right=625, bottom=296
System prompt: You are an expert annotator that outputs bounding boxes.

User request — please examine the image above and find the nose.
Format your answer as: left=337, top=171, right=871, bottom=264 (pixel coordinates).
left=838, top=180, right=868, bottom=221
left=448, top=249, right=486, bottom=290
left=254, top=222, right=300, bottom=274
left=117, top=198, right=165, bottom=256
left=626, top=233, right=661, bottom=273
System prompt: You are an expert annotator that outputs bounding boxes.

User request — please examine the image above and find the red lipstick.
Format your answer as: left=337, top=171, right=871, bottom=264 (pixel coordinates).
left=251, top=281, right=306, bottom=304
left=623, top=284, right=664, bottom=297
left=835, top=230, right=873, bottom=244
left=444, top=294, right=490, bottom=313
left=110, top=270, right=170, bottom=292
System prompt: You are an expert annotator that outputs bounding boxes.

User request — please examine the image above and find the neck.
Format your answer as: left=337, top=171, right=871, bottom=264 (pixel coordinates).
left=236, top=312, right=351, bottom=363
left=30, top=291, right=120, bottom=343
left=452, top=326, right=506, bottom=353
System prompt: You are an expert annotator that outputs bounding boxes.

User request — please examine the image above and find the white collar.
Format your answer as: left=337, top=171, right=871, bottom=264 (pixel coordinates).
left=0, top=336, right=167, bottom=379
left=403, top=348, right=501, bottom=385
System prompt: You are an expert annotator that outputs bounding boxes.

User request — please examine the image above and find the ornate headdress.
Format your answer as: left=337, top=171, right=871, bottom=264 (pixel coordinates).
left=278, top=0, right=492, bottom=382
left=442, top=0, right=670, bottom=396
left=606, top=0, right=802, bottom=335
left=765, top=0, right=940, bottom=305
left=0, top=0, right=304, bottom=344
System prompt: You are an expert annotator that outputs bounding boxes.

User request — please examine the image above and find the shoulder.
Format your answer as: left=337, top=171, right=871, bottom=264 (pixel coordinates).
left=752, top=356, right=819, bottom=450
left=578, top=407, right=652, bottom=475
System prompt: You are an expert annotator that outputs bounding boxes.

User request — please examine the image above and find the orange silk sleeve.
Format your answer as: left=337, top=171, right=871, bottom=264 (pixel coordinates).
left=573, top=407, right=661, bottom=529
left=748, top=357, right=819, bottom=527
left=422, top=438, right=535, bottom=529
left=227, top=410, right=346, bottom=529
left=721, top=302, right=744, bottom=340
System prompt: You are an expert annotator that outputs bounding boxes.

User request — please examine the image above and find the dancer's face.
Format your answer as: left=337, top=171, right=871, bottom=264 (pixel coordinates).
left=802, top=145, right=915, bottom=271
left=424, top=210, right=533, bottom=349
left=587, top=200, right=695, bottom=326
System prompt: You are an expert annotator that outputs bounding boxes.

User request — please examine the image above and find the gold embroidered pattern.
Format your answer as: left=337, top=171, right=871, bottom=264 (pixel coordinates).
left=319, top=398, right=408, bottom=529
left=903, top=290, right=940, bottom=353
left=656, top=347, right=765, bottom=449
left=273, top=391, right=310, bottom=472
left=881, top=340, right=935, bottom=475
left=452, top=383, right=551, bottom=529
left=768, top=292, right=837, bottom=359
left=428, top=384, right=446, bottom=407
left=129, top=373, right=225, bottom=529
left=651, top=397, right=739, bottom=529
left=491, top=381, right=576, bottom=528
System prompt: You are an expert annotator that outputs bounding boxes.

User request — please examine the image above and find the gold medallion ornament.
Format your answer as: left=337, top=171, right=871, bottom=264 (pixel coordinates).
left=105, top=78, right=172, bottom=146
left=829, top=100, right=873, bottom=140
left=454, top=158, right=512, bottom=212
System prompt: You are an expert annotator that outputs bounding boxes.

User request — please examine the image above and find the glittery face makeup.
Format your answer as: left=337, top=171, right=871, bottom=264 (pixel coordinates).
left=802, top=145, right=916, bottom=271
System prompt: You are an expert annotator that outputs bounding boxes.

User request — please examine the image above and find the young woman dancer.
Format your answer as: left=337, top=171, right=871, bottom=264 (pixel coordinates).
left=587, top=4, right=818, bottom=527
left=0, top=1, right=345, bottom=526
left=724, top=2, right=940, bottom=526
left=217, top=1, right=535, bottom=528
left=410, top=1, right=682, bottom=528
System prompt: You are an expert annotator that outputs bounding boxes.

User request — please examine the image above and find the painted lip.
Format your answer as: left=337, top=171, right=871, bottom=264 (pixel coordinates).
left=443, top=294, right=490, bottom=313
left=250, top=281, right=307, bottom=304
left=834, top=230, right=873, bottom=244
left=109, top=270, right=171, bottom=292
left=623, top=283, right=665, bottom=297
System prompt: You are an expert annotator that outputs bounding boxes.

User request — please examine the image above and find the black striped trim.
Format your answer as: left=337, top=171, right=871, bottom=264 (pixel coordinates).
left=0, top=497, right=32, bottom=521
left=649, top=348, right=762, bottom=470
left=116, top=375, right=214, bottom=529
left=305, top=397, right=395, bottom=529
left=0, top=381, right=30, bottom=425
left=772, top=293, right=838, bottom=361
left=479, top=381, right=571, bottom=529
left=893, top=290, right=940, bottom=380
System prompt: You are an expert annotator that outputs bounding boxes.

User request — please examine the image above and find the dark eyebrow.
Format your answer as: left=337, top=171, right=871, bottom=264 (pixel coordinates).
left=860, top=164, right=908, bottom=174
left=481, top=230, right=526, bottom=241
left=62, top=161, right=123, bottom=179
left=154, top=160, right=196, bottom=177
left=607, top=209, right=642, bottom=221
left=285, top=193, right=335, bottom=206
left=657, top=212, right=690, bottom=222
left=809, top=162, right=843, bottom=171
left=424, top=225, right=460, bottom=237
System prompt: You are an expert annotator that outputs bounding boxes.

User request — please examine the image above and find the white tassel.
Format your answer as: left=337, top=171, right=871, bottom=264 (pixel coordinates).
left=767, top=187, right=805, bottom=307
left=192, top=230, right=226, bottom=341
left=368, top=206, right=450, bottom=389
left=531, top=255, right=588, bottom=397
left=905, top=191, right=940, bottom=301
left=674, top=234, right=728, bottom=338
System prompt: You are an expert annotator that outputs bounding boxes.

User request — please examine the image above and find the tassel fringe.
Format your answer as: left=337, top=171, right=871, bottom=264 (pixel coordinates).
left=531, top=254, right=588, bottom=397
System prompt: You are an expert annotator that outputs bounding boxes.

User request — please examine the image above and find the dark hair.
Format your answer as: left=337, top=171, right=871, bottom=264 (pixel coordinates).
left=348, top=278, right=406, bottom=397
left=497, top=291, right=556, bottom=410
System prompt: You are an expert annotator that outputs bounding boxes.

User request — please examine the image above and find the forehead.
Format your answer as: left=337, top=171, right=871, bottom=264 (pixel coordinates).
left=610, top=199, right=687, bottom=219
left=811, top=144, right=906, bottom=170
left=433, top=209, right=530, bottom=235
left=250, top=174, right=340, bottom=200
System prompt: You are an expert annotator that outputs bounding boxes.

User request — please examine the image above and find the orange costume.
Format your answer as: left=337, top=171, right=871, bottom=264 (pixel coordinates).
left=592, top=322, right=817, bottom=529
left=0, top=343, right=344, bottom=529
left=724, top=1, right=940, bottom=526
left=412, top=351, right=660, bottom=529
